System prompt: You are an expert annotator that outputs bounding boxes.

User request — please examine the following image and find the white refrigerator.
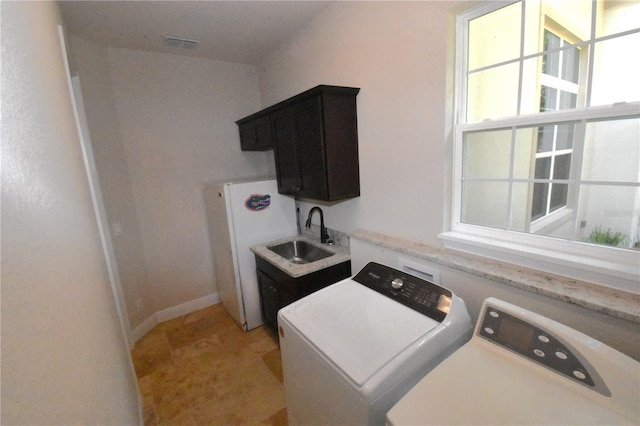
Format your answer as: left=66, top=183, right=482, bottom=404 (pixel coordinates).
left=205, top=179, right=297, bottom=330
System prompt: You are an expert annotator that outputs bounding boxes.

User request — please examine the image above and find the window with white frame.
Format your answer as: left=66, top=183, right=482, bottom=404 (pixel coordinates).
left=442, top=0, right=640, bottom=291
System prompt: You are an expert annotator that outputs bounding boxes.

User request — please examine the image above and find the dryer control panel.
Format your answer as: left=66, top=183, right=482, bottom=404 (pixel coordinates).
left=353, top=262, right=452, bottom=322
left=478, top=302, right=610, bottom=396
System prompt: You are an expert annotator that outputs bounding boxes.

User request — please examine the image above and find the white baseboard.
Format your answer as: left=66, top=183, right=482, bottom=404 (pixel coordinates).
left=128, top=292, right=220, bottom=348
left=129, top=314, right=158, bottom=348
left=156, top=292, right=221, bottom=322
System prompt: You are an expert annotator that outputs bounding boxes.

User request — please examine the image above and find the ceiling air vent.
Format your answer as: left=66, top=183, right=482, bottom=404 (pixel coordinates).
left=163, top=36, right=200, bottom=50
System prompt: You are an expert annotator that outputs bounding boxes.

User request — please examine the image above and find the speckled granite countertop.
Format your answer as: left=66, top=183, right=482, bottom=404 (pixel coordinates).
left=351, top=229, right=640, bottom=324
left=251, top=235, right=351, bottom=278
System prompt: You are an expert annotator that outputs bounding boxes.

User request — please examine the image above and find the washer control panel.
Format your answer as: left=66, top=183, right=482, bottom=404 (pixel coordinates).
left=479, top=305, right=610, bottom=396
left=353, top=262, right=452, bottom=322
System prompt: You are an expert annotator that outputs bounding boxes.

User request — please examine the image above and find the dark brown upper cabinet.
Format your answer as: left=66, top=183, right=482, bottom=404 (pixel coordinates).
left=237, top=114, right=272, bottom=151
left=236, top=85, right=360, bottom=201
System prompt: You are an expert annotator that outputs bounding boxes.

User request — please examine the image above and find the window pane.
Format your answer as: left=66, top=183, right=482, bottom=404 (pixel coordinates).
left=513, top=128, right=536, bottom=179
left=550, top=183, right=569, bottom=212
left=520, top=56, right=542, bottom=116
left=531, top=182, right=549, bottom=220
left=543, top=31, right=561, bottom=77
left=553, top=154, right=572, bottom=179
left=537, top=125, right=554, bottom=152
left=540, top=88, right=578, bottom=112
left=561, top=44, right=581, bottom=84
left=467, top=63, right=520, bottom=122
left=578, top=185, right=640, bottom=249
left=510, top=182, right=532, bottom=231
left=596, top=0, right=640, bottom=38
left=582, top=117, right=640, bottom=182
left=591, top=33, right=640, bottom=106
left=535, top=157, right=551, bottom=179
left=559, top=91, right=577, bottom=110
left=468, top=2, right=522, bottom=70
left=555, top=124, right=575, bottom=150
left=461, top=181, right=510, bottom=229
left=540, top=86, right=558, bottom=112
left=463, top=129, right=512, bottom=178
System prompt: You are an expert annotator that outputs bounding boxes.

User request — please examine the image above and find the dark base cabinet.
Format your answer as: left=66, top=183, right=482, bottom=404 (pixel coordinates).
left=255, top=255, right=351, bottom=334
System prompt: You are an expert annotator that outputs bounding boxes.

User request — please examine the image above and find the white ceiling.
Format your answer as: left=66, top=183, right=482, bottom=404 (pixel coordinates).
left=58, top=1, right=334, bottom=65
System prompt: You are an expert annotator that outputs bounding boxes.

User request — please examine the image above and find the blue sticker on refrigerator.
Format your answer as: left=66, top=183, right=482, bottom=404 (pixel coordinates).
left=245, top=194, right=271, bottom=211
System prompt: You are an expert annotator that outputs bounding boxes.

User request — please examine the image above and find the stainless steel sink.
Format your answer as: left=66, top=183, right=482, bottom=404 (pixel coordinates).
left=267, top=240, right=334, bottom=265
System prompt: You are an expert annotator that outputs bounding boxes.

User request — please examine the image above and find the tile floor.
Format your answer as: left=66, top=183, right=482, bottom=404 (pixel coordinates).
left=131, top=303, right=287, bottom=425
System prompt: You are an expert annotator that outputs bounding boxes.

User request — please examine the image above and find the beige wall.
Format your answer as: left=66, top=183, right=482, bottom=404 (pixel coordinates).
left=1, top=1, right=141, bottom=423
left=106, top=47, right=272, bottom=313
left=259, top=1, right=455, bottom=246
left=70, top=35, right=156, bottom=328
left=72, top=42, right=274, bottom=323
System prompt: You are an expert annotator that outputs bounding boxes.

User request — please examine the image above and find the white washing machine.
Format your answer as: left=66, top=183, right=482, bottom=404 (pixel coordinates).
left=278, top=262, right=473, bottom=425
left=388, top=297, right=640, bottom=425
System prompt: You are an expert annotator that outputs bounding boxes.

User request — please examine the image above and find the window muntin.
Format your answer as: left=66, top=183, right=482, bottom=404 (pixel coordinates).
left=453, top=1, right=640, bottom=261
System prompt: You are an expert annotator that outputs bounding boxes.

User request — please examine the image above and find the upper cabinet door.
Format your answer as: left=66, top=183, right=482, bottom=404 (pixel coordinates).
left=237, top=85, right=360, bottom=201
left=318, top=90, right=360, bottom=201
left=237, top=114, right=272, bottom=151
left=292, top=97, right=327, bottom=200
left=271, top=106, right=299, bottom=195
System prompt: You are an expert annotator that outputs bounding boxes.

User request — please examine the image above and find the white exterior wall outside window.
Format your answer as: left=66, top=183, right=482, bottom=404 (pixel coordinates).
left=441, top=0, right=640, bottom=293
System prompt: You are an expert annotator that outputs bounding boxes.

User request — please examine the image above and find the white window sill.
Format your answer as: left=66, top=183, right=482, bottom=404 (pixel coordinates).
left=350, top=229, right=640, bottom=324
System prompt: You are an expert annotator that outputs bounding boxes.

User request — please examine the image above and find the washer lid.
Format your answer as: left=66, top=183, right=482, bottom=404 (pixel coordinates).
left=279, top=279, right=439, bottom=387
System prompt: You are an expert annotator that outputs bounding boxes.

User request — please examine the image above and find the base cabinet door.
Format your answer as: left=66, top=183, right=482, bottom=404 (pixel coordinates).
left=257, top=269, right=280, bottom=332
left=255, top=255, right=351, bottom=335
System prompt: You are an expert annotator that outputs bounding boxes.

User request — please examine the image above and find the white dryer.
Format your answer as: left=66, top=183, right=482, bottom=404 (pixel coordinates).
left=388, top=297, right=640, bottom=425
left=277, top=262, right=473, bottom=425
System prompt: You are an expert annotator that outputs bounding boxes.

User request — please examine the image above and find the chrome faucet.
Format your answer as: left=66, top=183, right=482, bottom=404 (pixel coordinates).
left=305, top=207, right=333, bottom=244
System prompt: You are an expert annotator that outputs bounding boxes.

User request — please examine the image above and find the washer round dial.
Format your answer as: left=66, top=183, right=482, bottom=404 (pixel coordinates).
left=391, top=278, right=404, bottom=290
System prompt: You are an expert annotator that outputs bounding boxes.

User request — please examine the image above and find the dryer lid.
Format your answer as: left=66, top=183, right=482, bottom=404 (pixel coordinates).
left=387, top=341, right=637, bottom=425
left=280, top=280, right=439, bottom=387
